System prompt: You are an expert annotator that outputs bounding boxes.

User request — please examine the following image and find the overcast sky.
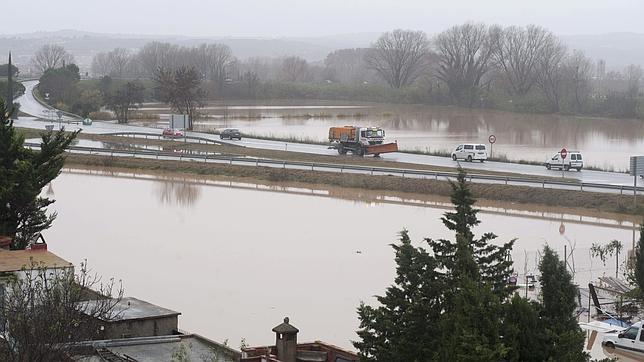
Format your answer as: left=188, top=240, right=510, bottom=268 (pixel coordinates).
left=4, top=0, right=644, bottom=37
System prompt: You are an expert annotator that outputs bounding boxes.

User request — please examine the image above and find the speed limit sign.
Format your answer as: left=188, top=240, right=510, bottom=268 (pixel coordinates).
left=488, top=135, right=497, bottom=157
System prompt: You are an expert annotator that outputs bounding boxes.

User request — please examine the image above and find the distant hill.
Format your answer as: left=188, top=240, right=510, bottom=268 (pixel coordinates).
left=0, top=30, right=379, bottom=71
left=1, top=30, right=643, bottom=73
left=559, top=33, right=644, bottom=70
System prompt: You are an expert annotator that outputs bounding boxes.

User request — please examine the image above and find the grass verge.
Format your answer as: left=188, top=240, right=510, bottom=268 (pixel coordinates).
left=63, top=153, right=644, bottom=217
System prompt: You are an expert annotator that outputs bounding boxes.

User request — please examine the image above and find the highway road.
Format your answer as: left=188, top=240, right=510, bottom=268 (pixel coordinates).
left=15, top=80, right=644, bottom=189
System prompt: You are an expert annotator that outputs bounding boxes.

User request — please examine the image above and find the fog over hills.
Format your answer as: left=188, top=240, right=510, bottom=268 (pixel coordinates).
left=2, top=30, right=644, bottom=71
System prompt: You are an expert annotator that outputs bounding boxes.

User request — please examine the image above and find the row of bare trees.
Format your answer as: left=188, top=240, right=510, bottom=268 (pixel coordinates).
left=39, top=22, right=641, bottom=116
left=90, top=43, right=325, bottom=85
left=365, top=24, right=643, bottom=114
left=91, top=42, right=235, bottom=85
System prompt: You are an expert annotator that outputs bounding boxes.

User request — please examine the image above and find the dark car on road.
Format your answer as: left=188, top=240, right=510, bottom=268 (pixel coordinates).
left=220, top=128, right=242, bottom=140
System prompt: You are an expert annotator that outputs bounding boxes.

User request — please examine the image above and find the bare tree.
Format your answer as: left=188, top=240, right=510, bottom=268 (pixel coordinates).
left=242, top=57, right=273, bottom=80
left=280, top=56, right=309, bottom=82
left=155, top=66, right=205, bottom=130
left=625, top=64, right=643, bottom=99
left=535, top=39, right=568, bottom=112
left=210, top=44, right=234, bottom=87
left=563, top=50, right=593, bottom=112
left=105, top=81, right=145, bottom=123
left=106, top=48, right=131, bottom=78
left=493, top=25, right=554, bottom=96
left=324, top=48, right=373, bottom=83
left=138, top=42, right=181, bottom=77
left=32, top=44, right=74, bottom=74
left=91, top=52, right=111, bottom=77
left=435, top=23, right=498, bottom=106
left=0, top=261, right=123, bottom=361
left=242, top=71, right=259, bottom=97
left=365, top=30, right=429, bottom=88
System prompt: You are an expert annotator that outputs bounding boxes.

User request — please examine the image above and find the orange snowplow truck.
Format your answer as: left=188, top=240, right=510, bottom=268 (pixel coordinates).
left=328, top=126, right=398, bottom=157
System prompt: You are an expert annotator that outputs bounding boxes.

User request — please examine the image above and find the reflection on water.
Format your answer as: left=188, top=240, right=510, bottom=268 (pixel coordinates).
left=156, top=179, right=202, bottom=207
left=45, top=169, right=640, bottom=351
left=138, top=103, right=644, bottom=170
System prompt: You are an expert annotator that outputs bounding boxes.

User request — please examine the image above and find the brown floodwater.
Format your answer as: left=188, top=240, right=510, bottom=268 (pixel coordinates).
left=43, top=168, right=640, bottom=353
left=138, top=102, right=644, bottom=170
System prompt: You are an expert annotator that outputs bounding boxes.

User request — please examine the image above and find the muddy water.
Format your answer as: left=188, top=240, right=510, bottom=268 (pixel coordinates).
left=139, top=102, right=644, bottom=170
left=44, top=169, right=639, bottom=353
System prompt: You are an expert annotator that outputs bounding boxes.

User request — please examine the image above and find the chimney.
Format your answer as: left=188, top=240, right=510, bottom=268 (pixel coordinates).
left=29, top=233, right=47, bottom=251
left=272, top=317, right=298, bottom=362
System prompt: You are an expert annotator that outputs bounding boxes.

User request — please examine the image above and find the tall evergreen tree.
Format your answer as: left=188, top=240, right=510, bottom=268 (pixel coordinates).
left=355, top=169, right=515, bottom=361
left=429, top=169, right=513, bottom=361
left=354, top=230, right=443, bottom=361
left=633, top=224, right=644, bottom=295
left=538, top=245, right=587, bottom=361
left=427, top=169, right=516, bottom=300
left=501, top=294, right=549, bottom=361
left=0, top=97, right=78, bottom=249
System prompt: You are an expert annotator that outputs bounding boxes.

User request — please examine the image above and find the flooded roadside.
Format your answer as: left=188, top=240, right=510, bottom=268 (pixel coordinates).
left=43, top=168, right=640, bottom=353
left=136, top=102, right=644, bottom=170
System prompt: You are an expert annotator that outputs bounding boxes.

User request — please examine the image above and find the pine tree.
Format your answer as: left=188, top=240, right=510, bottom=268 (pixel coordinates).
left=428, top=169, right=512, bottom=361
left=538, top=245, right=587, bottom=361
left=0, top=97, right=78, bottom=249
left=501, top=294, right=549, bottom=361
left=427, top=169, right=515, bottom=300
left=354, top=230, right=443, bottom=361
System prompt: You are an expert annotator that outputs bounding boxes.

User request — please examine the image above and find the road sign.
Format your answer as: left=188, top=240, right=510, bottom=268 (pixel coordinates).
left=559, top=223, right=565, bottom=235
left=630, top=156, right=644, bottom=177
left=170, top=114, right=188, bottom=130
left=560, top=148, right=568, bottom=159
left=488, top=135, right=496, bottom=144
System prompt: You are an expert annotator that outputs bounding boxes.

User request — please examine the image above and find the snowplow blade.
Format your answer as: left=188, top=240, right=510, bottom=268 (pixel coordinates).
left=365, top=142, right=398, bottom=155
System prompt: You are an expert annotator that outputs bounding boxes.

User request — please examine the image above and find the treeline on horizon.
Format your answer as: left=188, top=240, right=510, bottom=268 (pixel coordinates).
left=25, top=23, right=644, bottom=119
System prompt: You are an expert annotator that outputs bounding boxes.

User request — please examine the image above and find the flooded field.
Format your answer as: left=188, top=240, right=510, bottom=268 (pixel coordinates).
left=137, top=102, right=644, bottom=170
left=44, top=169, right=639, bottom=354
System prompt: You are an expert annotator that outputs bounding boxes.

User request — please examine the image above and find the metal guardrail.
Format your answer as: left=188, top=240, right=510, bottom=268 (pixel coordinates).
left=23, top=142, right=644, bottom=195
left=101, top=132, right=222, bottom=145
left=30, top=83, right=83, bottom=120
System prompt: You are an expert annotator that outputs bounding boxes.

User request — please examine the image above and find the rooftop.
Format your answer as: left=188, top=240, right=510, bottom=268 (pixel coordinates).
left=74, top=334, right=240, bottom=362
left=83, top=297, right=181, bottom=322
left=0, top=249, right=72, bottom=273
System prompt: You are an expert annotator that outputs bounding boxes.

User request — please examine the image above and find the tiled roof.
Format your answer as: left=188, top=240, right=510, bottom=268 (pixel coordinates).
left=0, top=249, right=72, bottom=273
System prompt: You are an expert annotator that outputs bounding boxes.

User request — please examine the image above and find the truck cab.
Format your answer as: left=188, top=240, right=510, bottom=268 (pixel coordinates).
left=358, top=128, right=385, bottom=145
left=602, top=321, right=644, bottom=356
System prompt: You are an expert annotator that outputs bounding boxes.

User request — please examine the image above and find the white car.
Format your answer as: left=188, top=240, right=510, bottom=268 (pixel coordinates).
left=545, top=151, right=583, bottom=171
left=602, top=321, right=644, bottom=356
left=451, top=144, right=488, bottom=162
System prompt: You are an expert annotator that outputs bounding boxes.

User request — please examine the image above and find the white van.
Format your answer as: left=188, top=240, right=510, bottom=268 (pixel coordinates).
left=544, top=151, right=583, bottom=171
left=602, top=321, right=644, bottom=357
left=451, top=144, right=488, bottom=162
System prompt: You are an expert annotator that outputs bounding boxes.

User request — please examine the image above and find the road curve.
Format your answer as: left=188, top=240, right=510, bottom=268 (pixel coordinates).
left=15, top=80, right=643, bottom=189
